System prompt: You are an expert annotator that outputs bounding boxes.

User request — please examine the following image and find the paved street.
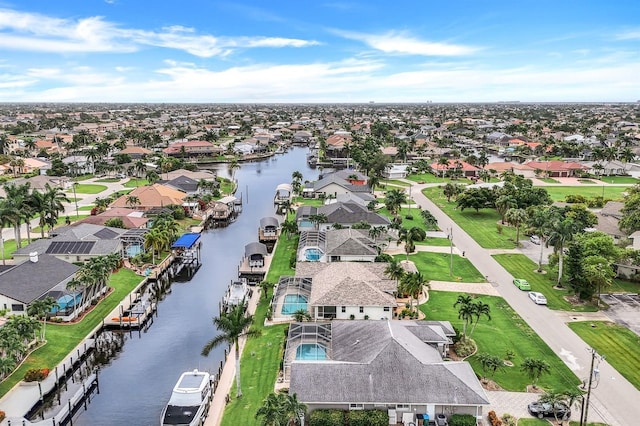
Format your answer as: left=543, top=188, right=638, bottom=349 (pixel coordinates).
left=411, top=182, right=640, bottom=426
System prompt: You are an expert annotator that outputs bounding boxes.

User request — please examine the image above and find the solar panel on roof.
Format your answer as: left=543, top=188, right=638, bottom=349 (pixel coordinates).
left=94, top=228, right=119, bottom=239
left=46, top=241, right=96, bottom=254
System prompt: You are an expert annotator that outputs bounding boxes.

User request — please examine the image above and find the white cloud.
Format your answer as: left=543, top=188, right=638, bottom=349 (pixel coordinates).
left=333, top=29, right=478, bottom=56
left=0, top=8, right=320, bottom=57
left=615, top=29, right=640, bottom=40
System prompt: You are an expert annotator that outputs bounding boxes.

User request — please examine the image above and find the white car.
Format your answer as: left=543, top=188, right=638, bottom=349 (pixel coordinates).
left=528, top=291, right=547, bottom=305
left=530, top=235, right=541, bottom=245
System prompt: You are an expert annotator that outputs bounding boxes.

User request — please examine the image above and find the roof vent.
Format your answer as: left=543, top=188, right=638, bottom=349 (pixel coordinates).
left=29, top=252, right=39, bottom=263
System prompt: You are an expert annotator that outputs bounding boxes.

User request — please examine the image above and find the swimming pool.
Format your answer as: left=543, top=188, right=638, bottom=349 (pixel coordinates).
left=305, top=248, right=322, bottom=261
left=281, top=294, right=308, bottom=315
left=296, top=343, right=327, bottom=360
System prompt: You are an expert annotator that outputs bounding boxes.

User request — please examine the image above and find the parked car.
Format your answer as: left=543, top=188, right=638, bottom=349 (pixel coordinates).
left=513, top=278, right=531, bottom=290
left=530, top=235, right=541, bottom=244
left=527, top=401, right=571, bottom=419
left=528, top=291, right=547, bottom=305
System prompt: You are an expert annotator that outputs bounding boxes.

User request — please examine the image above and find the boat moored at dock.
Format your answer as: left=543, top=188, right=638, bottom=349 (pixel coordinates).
left=161, top=369, right=213, bottom=426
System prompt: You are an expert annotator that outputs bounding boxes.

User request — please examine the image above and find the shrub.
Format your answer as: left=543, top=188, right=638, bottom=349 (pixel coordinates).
left=448, top=413, right=477, bottom=426
left=488, top=410, right=502, bottom=426
left=453, top=338, right=476, bottom=357
left=565, top=194, right=586, bottom=204
left=496, top=224, right=503, bottom=234
left=405, top=214, right=414, bottom=220
left=348, top=409, right=388, bottom=426
left=500, top=413, right=517, bottom=426
left=0, top=410, right=4, bottom=421
left=309, top=409, right=346, bottom=426
left=24, top=368, right=49, bottom=382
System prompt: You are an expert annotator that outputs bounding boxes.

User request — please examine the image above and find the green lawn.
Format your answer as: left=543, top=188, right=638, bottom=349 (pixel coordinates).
left=78, top=205, right=94, bottom=211
left=123, top=178, right=149, bottom=187
left=422, top=291, right=580, bottom=392
left=0, top=269, right=144, bottom=397
left=407, top=173, right=473, bottom=184
left=422, top=186, right=517, bottom=249
left=543, top=186, right=627, bottom=202
left=538, top=177, right=560, bottom=184
left=71, top=184, right=108, bottom=194
left=220, top=234, right=296, bottom=425
left=610, top=278, right=640, bottom=293
left=568, top=321, right=640, bottom=390
left=603, top=176, right=638, bottom=184
left=94, top=178, right=121, bottom=183
left=379, top=179, right=411, bottom=187
left=292, top=197, right=324, bottom=207
left=32, top=214, right=90, bottom=234
left=378, top=207, right=437, bottom=233
left=398, top=252, right=485, bottom=283
left=218, top=177, right=235, bottom=195
left=1, top=238, right=18, bottom=260
left=492, top=254, right=597, bottom=312
left=578, top=179, right=597, bottom=184
left=417, top=237, right=451, bottom=247
left=517, top=419, right=549, bottom=426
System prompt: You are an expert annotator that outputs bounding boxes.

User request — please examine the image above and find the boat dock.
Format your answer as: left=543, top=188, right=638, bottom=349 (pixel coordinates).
left=221, top=278, right=251, bottom=313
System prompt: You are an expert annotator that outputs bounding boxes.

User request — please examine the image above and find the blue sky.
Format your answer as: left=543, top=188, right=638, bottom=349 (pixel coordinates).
left=0, top=1, right=639, bottom=103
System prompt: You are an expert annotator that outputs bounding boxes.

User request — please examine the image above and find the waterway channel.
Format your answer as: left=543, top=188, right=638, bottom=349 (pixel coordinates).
left=70, top=147, right=318, bottom=426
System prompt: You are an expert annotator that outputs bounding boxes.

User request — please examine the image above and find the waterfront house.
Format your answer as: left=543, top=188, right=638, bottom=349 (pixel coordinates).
left=272, top=262, right=398, bottom=321
left=287, top=320, right=488, bottom=424
left=110, top=183, right=186, bottom=211
left=295, top=202, right=391, bottom=231
left=304, top=174, right=371, bottom=199
left=297, top=229, right=379, bottom=263
left=430, top=159, right=480, bottom=178
left=0, top=252, right=79, bottom=317
left=78, top=207, right=149, bottom=229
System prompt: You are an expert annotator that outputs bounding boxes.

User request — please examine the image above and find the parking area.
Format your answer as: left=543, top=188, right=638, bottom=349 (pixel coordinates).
left=518, top=238, right=554, bottom=266
left=600, top=293, right=640, bottom=336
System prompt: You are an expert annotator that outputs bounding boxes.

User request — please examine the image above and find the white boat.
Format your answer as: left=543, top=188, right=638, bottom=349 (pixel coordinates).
left=161, top=369, right=213, bottom=426
left=223, top=278, right=249, bottom=312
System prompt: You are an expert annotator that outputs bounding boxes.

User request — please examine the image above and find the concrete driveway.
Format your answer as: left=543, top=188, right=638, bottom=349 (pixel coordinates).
left=600, top=293, right=640, bottom=336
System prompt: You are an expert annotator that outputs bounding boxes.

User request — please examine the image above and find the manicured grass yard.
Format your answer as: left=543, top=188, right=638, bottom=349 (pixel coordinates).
left=70, top=184, right=108, bottom=194
left=123, top=178, right=149, bottom=187
left=610, top=278, right=640, bottom=293
left=605, top=176, right=638, bottom=184
left=578, top=179, right=597, bottom=184
left=422, top=291, right=580, bottom=392
left=517, top=419, right=549, bottom=426
left=407, top=174, right=474, bottom=184
left=398, top=252, right=485, bottom=283
left=0, top=268, right=144, bottom=397
left=492, top=254, right=597, bottom=312
left=422, top=186, right=517, bottom=249
left=79, top=205, right=94, bottom=211
left=568, top=321, right=640, bottom=390
left=1, top=238, right=18, bottom=260
left=538, top=177, right=560, bottom=184
left=543, top=186, right=627, bottom=202
left=380, top=179, right=411, bottom=187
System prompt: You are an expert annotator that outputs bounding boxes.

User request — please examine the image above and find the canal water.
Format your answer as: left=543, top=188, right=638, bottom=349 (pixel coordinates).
left=73, top=147, right=318, bottom=426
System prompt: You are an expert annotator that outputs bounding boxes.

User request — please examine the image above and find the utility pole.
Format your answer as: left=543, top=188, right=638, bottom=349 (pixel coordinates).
left=581, top=348, right=602, bottom=426
left=72, top=182, right=79, bottom=218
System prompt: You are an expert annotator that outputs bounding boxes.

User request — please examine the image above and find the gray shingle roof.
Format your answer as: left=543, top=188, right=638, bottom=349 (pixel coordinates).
left=325, top=229, right=378, bottom=257
left=0, top=255, right=79, bottom=303
left=289, top=320, right=489, bottom=406
left=318, top=202, right=391, bottom=226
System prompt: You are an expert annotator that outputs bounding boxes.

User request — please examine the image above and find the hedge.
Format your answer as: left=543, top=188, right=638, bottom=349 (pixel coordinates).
left=449, top=413, right=477, bottom=426
left=309, top=409, right=345, bottom=426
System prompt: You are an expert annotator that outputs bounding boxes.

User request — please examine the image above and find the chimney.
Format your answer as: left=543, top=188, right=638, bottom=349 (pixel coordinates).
left=29, top=252, right=39, bottom=263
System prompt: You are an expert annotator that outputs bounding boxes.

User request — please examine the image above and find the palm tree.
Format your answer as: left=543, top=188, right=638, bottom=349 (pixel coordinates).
left=134, top=160, right=147, bottom=179
left=495, top=195, right=517, bottom=225
left=400, top=271, right=429, bottom=314
left=384, top=189, right=407, bottom=217
left=3, top=182, right=30, bottom=248
left=0, top=199, right=13, bottom=265
left=256, top=392, right=286, bottom=426
left=126, top=195, right=141, bottom=208
left=521, top=358, right=551, bottom=389
left=308, top=213, right=327, bottom=230
left=201, top=303, right=260, bottom=398
left=547, top=218, right=577, bottom=287
left=505, top=208, right=528, bottom=246
left=398, top=227, right=426, bottom=259
left=292, top=309, right=312, bottom=322
left=281, top=392, right=307, bottom=426
left=29, top=184, right=70, bottom=238
left=144, top=227, right=170, bottom=263
left=0, top=355, right=16, bottom=380
left=27, top=296, right=59, bottom=341
left=385, top=259, right=405, bottom=291
left=437, top=157, right=450, bottom=180
left=453, top=295, right=474, bottom=339
left=468, top=300, right=491, bottom=336
left=146, top=169, right=160, bottom=184
left=281, top=220, right=299, bottom=240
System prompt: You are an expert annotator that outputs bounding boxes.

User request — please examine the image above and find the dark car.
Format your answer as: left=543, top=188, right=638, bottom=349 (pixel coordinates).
left=528, top=401, right=571, bottom=419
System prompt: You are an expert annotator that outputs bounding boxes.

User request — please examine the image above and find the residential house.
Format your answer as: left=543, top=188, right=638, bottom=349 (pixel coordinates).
left=157, top=175, right=200, bottom=196
left=295, top=202, right=391, bottom=231
left=523, top=160, right=588, bottom=178
left=287, top=320, right=488, bottom=424
left=12, top=223, right=127, bottom=263
left=383, top=163, right=410, bottom=179
left=162, top=140, right=222, bottom=157
left=303, top=174, right=371, bottom=199
left=119, top=146, right=152, bottom=159
left=297, top=229, right=379, bottom=263
left=593, top=201, right=626, bottom=242
left=78, top=208, right=149, bottom=229
left=63, top=155, right=93, bottom=175
left=430, top=159, right=480, bottom=178
left=110, top=183, right=187, bottom=211
left=0, top=253, right=79, bottom=317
